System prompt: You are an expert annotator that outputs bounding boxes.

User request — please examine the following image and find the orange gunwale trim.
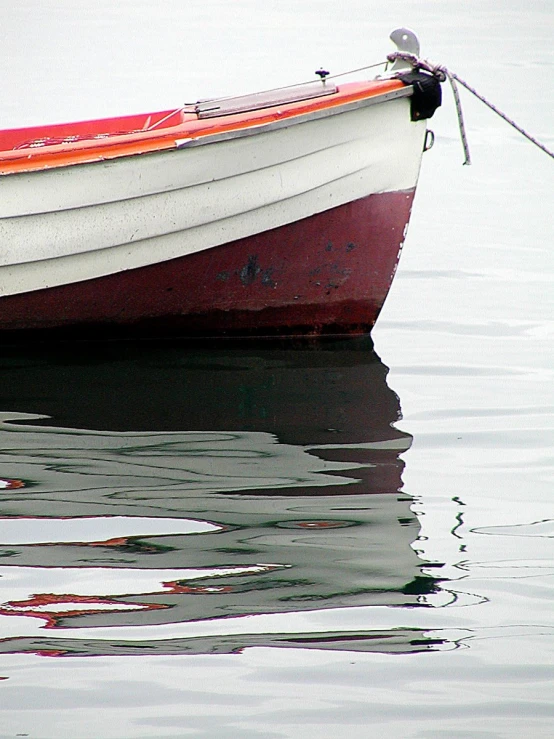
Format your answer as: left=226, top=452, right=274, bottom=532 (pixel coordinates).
left=0, top=79, right=407, bottom=175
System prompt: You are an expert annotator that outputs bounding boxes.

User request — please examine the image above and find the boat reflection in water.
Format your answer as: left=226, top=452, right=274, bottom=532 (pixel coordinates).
left=0, top=338, right=443, bottom=657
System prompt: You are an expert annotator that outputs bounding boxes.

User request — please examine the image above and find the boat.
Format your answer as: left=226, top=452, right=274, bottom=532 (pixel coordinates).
left=0, top=29, right=441, bottom=339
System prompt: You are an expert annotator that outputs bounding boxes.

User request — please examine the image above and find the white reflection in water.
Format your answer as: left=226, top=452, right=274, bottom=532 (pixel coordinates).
left=0, top=412, right=367, bottom=495
left=0, top=516, right=221, bottom=544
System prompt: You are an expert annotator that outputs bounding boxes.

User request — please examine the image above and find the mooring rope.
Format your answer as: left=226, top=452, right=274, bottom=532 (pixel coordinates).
left=387, top=51, right=554, bottom=164
left=147, top=53, right=553, bottom=165
left=446, top=72, right=471, bottom=165
left=446, top=70, right=554, bottom=161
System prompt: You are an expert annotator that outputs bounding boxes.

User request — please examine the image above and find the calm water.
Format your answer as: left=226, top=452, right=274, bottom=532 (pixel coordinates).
left=1, top=2, right=553, bottom=737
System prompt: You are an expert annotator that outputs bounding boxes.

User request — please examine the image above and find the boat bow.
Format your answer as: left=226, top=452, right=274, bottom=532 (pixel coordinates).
left=0, top=29, right=442, bottom=338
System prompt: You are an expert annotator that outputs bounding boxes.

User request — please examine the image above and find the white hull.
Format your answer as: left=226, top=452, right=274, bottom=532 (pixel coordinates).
left=0, top=96, right=426, bottom=298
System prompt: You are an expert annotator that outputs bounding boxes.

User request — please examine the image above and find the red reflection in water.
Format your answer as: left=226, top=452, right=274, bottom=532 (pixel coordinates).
left=0, top=478, right=25, bottom=490
left=0, top=593, right=168, bottom=629
left=0, top=577, right=242, bottom=630
left=164, top=580, right=233, bottom=594
left=88, top=537, right=131, bottom=547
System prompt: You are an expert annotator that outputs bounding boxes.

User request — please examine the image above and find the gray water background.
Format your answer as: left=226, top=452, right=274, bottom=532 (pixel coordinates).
left=0, top=1, right=553, bottom=737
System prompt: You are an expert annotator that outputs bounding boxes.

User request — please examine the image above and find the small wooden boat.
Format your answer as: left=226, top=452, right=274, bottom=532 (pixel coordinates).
left=0, top=29, right=441, bottom=339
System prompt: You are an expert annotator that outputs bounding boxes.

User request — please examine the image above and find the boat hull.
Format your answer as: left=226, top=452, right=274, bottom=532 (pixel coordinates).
left=0, top=189, right=414, bottom=337
left=0, top=80, right=430, bottom=338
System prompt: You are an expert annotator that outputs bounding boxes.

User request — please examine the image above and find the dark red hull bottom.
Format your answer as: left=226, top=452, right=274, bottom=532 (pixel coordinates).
left=1, top=190, right=415, bottom=339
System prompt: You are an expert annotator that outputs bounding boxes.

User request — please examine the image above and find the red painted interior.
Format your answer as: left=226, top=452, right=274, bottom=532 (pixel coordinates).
left=0, top=79, right=406, bottom=173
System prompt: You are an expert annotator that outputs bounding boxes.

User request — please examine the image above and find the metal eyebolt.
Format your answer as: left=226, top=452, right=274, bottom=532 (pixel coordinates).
left=424, top=129, right=435, bottom=152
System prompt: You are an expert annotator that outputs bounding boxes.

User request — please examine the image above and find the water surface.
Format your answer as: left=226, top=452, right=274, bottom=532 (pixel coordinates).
left=1, top=1, right=553, bottom=737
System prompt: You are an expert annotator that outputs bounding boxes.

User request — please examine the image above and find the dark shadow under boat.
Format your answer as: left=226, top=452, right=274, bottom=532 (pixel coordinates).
left=0, top=338, right=445, bottom=657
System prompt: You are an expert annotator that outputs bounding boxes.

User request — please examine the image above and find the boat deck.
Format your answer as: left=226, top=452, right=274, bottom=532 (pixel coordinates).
left=0, top=79, right=407, bottom=174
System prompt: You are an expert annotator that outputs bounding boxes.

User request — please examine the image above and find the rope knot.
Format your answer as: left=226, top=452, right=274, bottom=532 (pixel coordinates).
left=387, top=52, right=447, bottom=82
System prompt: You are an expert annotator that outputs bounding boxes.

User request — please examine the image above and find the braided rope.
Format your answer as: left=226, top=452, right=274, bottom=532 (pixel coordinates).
left=387, top=51, right=554, bottom=163
left=447, top=71, right=554, bottom=160
left=446, top=73, right=471, bottom=165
